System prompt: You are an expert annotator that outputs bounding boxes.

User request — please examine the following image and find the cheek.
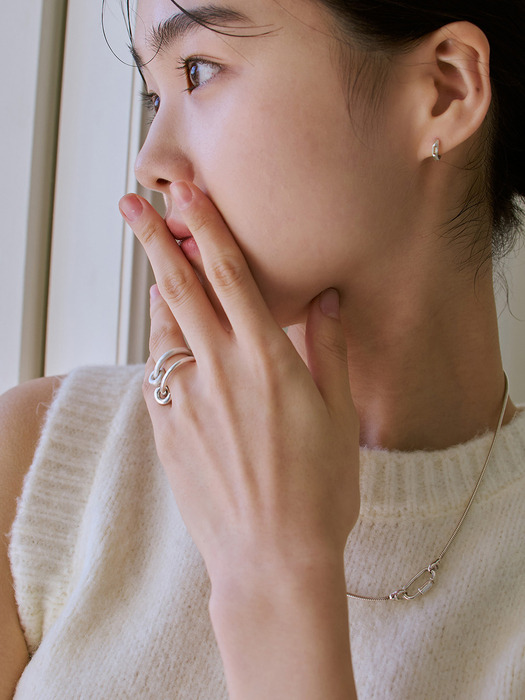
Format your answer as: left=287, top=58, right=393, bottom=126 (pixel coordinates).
left=200, top=100, right=356, bottom=258
left=223, top=153, right=351, bottom=321
left=187, top=85, right=381, bottom=322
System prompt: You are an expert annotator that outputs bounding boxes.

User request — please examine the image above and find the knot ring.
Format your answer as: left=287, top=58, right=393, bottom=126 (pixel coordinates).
left=149, top=346, right=195, bottom=405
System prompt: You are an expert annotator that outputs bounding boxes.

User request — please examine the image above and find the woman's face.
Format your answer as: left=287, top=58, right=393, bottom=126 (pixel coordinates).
left=134, top=0, right=408, bottom=325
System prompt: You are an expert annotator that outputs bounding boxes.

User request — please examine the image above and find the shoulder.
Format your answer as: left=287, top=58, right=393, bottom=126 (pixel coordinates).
left=0, top=376, right=63, bottom=478
left=0, top=376, right=63, bottom=697
left=0, top=374, right=64, bottom=534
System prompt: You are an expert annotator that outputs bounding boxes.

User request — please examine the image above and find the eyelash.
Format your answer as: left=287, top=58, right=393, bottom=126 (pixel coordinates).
left=140, top=56, right=222, bottom=121
left=140, top=91, right=160, bottom=124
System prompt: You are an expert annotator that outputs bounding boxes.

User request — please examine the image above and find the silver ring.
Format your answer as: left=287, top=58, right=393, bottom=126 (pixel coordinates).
left=154, top=355, right=196, bottom=405
left=149, top=346, right=193, bottom=387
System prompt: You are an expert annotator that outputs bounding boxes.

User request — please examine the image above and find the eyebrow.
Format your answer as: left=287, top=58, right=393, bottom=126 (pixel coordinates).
left=130, top=5, right=256, bottom=67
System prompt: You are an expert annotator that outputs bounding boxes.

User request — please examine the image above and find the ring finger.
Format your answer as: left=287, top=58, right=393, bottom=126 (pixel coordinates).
left=146, top=284, right=196, bottom=402
left=148, top=283, right=188, bottom=361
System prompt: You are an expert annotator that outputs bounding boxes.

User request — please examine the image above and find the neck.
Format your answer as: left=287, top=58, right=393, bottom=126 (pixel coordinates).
left=339, top=258, right=516, bottom=451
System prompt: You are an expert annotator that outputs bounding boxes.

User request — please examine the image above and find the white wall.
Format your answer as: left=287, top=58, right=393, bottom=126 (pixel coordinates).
left=1, top=0, right=66, bottom=391
left=1, top=0, right=152, bottom=395
left=44, top=0, right=153, bottom=377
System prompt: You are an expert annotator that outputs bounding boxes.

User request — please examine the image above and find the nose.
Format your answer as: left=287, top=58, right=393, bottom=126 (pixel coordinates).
left=134, top=113, right=194, bottom=195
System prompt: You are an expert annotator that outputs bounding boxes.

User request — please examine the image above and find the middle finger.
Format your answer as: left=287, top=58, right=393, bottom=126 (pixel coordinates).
left=119, top=193, right=227, bottom=360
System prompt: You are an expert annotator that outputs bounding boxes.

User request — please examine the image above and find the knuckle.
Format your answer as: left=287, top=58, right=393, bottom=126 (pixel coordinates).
left=188, top=208, right=211, bottom=236
left=250, top=338, right=292, bottom=388
left=138, top=218, right=160, bottom=248
left=208, top=255, right=244, bottom=292
left=160, top=268, right=195, bottom=306
left=318, top=332, right=348, bottom=364
left=149, top=325, right=174, bottom=355
left=253, top=335, right=284, bottom=370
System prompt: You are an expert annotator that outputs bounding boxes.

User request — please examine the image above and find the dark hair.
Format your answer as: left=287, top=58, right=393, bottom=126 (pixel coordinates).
left=110, top=0, right=525, bottom=266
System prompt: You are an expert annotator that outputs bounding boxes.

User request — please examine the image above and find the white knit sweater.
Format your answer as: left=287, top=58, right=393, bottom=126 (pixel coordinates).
left=9, top=365, right=525, bottom=699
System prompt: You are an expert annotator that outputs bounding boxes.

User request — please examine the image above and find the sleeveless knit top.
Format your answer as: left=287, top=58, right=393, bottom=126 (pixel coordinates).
left=9, top=365, right=525, bottom=699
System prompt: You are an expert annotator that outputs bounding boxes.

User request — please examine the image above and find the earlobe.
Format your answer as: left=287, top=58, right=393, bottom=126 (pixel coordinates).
left=415, top=21, right=492, bottom=162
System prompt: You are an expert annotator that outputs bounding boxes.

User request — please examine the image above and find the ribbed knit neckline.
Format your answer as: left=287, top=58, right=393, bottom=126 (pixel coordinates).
left=40, top=365, right=525, bottom=522
left=52, top=366, right=524, bottom=521
left=358, top=407, right=525, bottom=519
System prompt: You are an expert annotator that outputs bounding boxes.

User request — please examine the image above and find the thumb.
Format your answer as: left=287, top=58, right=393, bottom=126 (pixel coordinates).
left=305, top=289, right=354, bottom=419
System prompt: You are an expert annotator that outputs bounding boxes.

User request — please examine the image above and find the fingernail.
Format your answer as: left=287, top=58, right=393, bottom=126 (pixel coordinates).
left=319, top=288, right=340, bottom=319
left=150, top=284, right=160, bottom=302
left=119, top=194, right=143, bottom=223
left=171, top=181, right=193, bottom=210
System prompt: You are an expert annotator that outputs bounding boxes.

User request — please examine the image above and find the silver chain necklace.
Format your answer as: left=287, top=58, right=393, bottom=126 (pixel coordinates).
left=346, top=373, right=510, bottom=602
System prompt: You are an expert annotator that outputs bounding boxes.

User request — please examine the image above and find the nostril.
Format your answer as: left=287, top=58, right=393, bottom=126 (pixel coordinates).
left=156, top=178, right=170, bottom=187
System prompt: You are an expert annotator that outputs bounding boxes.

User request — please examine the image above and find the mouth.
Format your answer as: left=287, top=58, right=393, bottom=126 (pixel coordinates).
left=165, top=218, right=193, bottom=245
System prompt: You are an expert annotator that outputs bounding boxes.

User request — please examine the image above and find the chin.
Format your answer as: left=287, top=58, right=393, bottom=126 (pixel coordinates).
left=264, top=295, right=310, bottom=330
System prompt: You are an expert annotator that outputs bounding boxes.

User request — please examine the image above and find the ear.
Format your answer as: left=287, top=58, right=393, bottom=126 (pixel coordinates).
left=404, top=22, right=492, bottom=162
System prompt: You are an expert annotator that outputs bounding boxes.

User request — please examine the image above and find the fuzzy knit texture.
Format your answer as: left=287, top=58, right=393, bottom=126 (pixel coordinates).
left=8, top=364, right=525, bottom=699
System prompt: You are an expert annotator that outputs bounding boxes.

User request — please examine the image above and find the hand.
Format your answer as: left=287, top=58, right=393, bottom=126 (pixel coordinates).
left=119, top=183, right=360, bottom=698
left=120, top=182, right=359, bottom=575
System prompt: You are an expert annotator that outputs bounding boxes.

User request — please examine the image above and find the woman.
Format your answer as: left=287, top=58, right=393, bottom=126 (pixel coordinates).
left=1, top=0, right=524, bottom=697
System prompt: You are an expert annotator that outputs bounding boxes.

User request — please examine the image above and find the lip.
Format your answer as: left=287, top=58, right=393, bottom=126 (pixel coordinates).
left=164, top=217, right=193, bottom=244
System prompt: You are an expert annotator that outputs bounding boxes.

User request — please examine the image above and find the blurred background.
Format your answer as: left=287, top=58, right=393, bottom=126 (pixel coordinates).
left=2, top=0, right=524, bottom=402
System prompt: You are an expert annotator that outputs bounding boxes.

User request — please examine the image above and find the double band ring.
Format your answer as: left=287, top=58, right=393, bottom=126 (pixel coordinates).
left=148, top=347, right=195, bottom=405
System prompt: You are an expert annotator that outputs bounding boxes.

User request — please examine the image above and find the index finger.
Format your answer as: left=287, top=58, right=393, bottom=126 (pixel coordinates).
left=171, top=181, right=278, bottom=342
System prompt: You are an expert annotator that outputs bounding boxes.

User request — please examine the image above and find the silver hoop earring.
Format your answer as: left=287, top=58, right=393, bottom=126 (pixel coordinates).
left=432, top=139, right=441, bottom=161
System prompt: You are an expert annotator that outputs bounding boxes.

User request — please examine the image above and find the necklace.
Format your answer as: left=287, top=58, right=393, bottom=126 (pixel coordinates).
left=346, top=373, right=510, bottom=602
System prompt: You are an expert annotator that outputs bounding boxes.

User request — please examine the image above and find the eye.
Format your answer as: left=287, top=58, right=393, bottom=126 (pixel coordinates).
left=179, top=57, right=222, bottom=93
left=140, top=90, right=160, bottom=119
